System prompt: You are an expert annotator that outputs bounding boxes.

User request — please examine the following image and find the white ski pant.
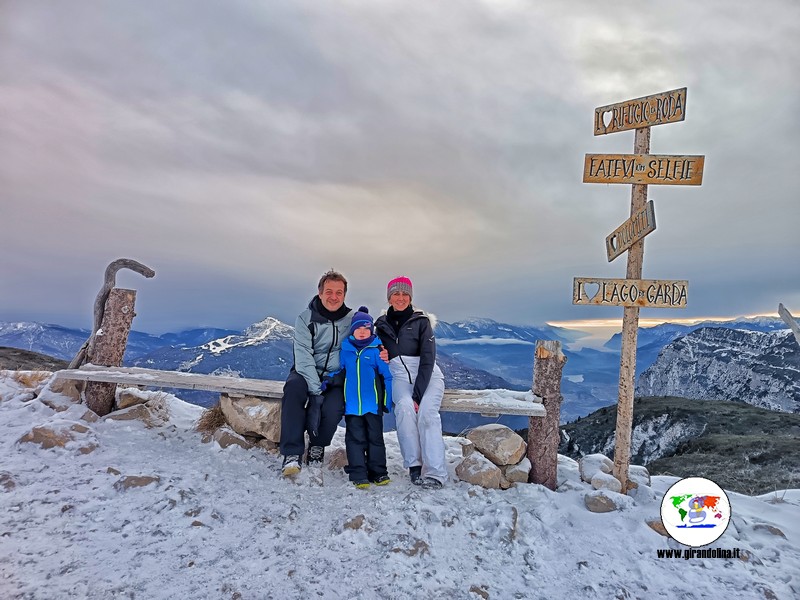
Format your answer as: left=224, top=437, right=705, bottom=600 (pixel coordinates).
left=389, top=356, right=447, bottom=483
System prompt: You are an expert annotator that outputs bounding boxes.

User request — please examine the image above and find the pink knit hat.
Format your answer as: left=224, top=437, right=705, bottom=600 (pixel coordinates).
left=387, top=276, right=413, bottom=301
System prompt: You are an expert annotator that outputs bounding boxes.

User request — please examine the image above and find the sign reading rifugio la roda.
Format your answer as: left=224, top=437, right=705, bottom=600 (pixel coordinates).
left=594, top=87, right=687, bottom=136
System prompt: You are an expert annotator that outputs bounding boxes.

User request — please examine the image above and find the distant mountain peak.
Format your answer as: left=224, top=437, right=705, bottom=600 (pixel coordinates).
left=203, top=317, right=293, bottom=355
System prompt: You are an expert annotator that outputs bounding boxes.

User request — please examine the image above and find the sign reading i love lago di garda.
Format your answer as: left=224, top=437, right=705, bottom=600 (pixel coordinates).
left=573, top=277, right=688, bottom=308
left=594, top=87, right=686, bottom=135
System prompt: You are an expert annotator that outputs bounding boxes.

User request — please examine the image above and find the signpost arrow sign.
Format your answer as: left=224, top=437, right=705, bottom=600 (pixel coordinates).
left=573, top=277, right=688, bottom=308
left=594, top=87, right=687, bottom=136
left=606, top=200, right=656, bottom=262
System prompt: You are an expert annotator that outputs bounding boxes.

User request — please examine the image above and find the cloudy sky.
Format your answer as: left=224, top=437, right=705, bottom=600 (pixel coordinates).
left=2, top=0, right=798, bottom=334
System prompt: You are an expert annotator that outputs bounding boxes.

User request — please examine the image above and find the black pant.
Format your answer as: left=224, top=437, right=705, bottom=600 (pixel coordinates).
left=280, top=370, right=344, bottom=456
left=344, top=412, right=387, bottom=482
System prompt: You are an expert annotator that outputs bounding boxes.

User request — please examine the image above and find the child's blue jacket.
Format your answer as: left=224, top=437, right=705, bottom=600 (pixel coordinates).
left=339, top=336, right=393, bottom=416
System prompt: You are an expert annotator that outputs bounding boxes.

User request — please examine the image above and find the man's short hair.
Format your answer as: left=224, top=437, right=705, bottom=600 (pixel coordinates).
left=318, top=269, right=348, bottom=294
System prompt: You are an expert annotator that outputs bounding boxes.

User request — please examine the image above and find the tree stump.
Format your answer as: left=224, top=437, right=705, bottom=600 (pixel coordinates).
left=84, top=288, right=137, bottom=416
left=528, top=340, right=567, bottom=490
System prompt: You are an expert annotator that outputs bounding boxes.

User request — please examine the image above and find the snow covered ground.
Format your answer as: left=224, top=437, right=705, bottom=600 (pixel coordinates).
left=1, top=372, right=798, bottom=600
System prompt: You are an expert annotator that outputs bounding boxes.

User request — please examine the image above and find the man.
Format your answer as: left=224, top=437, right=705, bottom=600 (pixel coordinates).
left=279, top=270, right=354, bottom=476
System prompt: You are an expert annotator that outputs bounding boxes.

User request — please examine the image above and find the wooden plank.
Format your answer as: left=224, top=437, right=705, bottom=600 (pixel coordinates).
left=606, top=200, right=656, bottom=262
left=55, top=366, right=285, bottom=397
left=53, top=366, right=546, bottom=417
left=583, top=154, right=704, bottom=185
left=594, top=87, right=686, bottom=135
left=573, top=277, right=688, bottom=308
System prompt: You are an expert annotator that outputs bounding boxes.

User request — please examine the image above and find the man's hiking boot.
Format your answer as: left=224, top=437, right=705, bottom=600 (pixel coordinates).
left=281, top=455, right=302, bottom=476
left=307, top=445, right=325, bottom=465
left=418, top=477, right=443, bottom=490
left=409, top=466, right=423, bottom=485
left=353, top=480, right=370, bottom=490
left=371, top=475, right=391, bottom=486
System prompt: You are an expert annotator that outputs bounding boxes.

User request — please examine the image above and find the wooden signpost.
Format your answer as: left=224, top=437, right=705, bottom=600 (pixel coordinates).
left=575, top=87, right=704, bottom=493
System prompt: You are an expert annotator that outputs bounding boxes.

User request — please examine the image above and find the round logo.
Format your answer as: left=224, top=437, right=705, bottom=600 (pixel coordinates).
left=660, top=477, right=731, bottom=547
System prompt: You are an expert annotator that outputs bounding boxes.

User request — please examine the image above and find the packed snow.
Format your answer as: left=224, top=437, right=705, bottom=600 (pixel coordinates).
left=1, top=372, right=798, bottom=599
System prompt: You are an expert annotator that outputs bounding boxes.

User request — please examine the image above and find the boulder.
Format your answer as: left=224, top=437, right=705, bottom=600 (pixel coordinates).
left=219, top=394, right=281, bottom=443
left=114, top=475, right=160, bottom=491
left=584, top=490, right=632, bottom=513
left=256, top=439, right=280, bottom=454
left=17, top=424, right=80, bottom=449
left=628, top=465, right=651, bottom=488
left=117, top=388, right=150, bottom=409
left=105, top=404, right=163, bottom=428
left=455, top=453, right=502, bottom=489
left=202, top=428, right=253, bottom=450
left=48, top=377, right=84, bottom=403
left=579, top=453, right=613, bottom=483
left=591, top=471, right=622, bottom=493
left=503, top=457, right=531, bottom=484
left=327, top=447, right=348, bottom=470
left=646, top=518, right=669, bottom=537
left=466, top=424, right=527, bottom=466
left=451, top=437, right=475, bottom=457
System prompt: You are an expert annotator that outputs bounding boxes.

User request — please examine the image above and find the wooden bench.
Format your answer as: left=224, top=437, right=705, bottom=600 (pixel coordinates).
left=53, top=365, right=545, bottom=418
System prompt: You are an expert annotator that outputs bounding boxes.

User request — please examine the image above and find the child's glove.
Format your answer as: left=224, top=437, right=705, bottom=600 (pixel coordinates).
left=413, top=400, right=420, bottom=414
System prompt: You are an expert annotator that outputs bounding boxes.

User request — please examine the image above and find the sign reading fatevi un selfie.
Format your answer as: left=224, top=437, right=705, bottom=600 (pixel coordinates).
left=574, top=87, right=705, bottom=492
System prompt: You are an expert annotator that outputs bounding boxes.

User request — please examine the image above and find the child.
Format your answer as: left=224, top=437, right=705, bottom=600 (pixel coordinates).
left=338, top=306, right=393, bottom=489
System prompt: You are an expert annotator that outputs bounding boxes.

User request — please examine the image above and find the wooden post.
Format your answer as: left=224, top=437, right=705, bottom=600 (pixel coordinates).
left=613, top=126, right=650, bottom=493
left=778, top=303, right=800, bottom=347
left=528, top=340, right=567, bottom=490
left=84, top=288, right=137, bottom=416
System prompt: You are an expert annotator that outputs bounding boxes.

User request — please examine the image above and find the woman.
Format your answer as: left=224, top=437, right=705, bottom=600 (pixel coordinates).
left=375, top=276, right=446, bottom=489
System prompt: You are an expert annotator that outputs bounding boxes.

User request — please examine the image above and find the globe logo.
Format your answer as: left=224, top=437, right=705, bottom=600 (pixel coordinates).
left=660, top=477, right=731, bottom=547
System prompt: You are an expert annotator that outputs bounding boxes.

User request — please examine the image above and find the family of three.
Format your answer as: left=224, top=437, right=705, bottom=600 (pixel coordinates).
left=279, top=270, right=447, bottom=489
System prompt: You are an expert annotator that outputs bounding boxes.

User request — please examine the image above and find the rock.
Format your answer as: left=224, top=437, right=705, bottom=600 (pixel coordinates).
left=79, top=409, right=100, bottom=423
left=503, top=457, right=531, bottom=484
left=327, top=447, right=348, bottom=470
left=455, top=453, right=502, bottom=489
left=452, top=437, right=475, bottom=457
left=38, top=390, right=76, bottom=412
left=469, top=585, right=490, bottom=599
left=256, top=439, right=280, bottom=454
left=627, top=483, right=659, bottom=505
left=753, top=524, right=787, bottom=539
left=211, top=428, right=253, bottom=450
left=219, top=394, right=281, bottom=443
left=48, top=378, right=84, bottom=403
left=344, top=515, right=366, bottom=530
left=466, top=424, right=527, bottom=466
left=105, top=404, right=165, bottom=428
left=0, top=472, right=16, bottom=492
left=646, top=518, right=669, bottom=537
left=114, top=475, right=160, bottom=491
left=591, top=471, right=622, bottom=493
left=628, top=465, right=651, bottom=488
left=579, top=454, right=613, bottom=483
left=117, top=388, right=150, bottom=409
left=78, top=443, right=98, bottom=455
left=18, top=425, right=75, bottom=449
left=584, top=490, right=631, bottom=513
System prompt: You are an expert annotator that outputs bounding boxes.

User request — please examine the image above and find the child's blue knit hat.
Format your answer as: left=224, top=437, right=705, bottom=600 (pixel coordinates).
left=349, top=306, right=374, bottom=336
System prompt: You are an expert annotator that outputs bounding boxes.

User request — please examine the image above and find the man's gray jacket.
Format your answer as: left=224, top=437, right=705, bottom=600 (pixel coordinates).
left=293, top=297, right=354, bottom=395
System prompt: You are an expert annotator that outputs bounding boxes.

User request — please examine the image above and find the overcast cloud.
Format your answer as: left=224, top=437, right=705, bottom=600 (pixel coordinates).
left=2, top=0, right=798, bottom=333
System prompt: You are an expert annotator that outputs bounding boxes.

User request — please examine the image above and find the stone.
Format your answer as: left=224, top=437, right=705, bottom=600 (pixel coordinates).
left=753, top=524, right=787, bottom=539
left=256, top=439, right=280, bottom=454
left=78, top=443, right=98, bottom=455
left=451, top=437, right=475, bottom=457
left=591, top=471, right=622, bottom=493
left=105, top=404, right=164, bottom=428
left=212, top=428, right=253, bottom=450
left=584, top=490, right=631, bottom=513
left=38, top=390, right=76, bottom=412
left=503, top=457, right=531, bottom=484
left=219, top=394, right=281, bottom=443
left=344, top=515, right=366, bottom=530
left=455, top=453, right=502, bottom=489
left=114, top=475, right=160, bottom=491
left=117, top=388, right=150, bottom=409
left=629, top=465, right=651, bottom=488
left=646, top=518, right=669, bottom=537
left=17, top=426, right=74, bottom=449
left=579, top=453, right=614, bottom=483
left=466, top=424, right=527, bottom=466
left=0, top=472, right=16, bottom=492
left=49, top=378, right=84, bottom=403
left=327, top=447, right=348, bottom=470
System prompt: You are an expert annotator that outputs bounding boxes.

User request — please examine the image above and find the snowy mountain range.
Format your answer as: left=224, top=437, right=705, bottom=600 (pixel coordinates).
left=1, top=316, right=795, bottom=421
left=637, top=327, right=800, bottom=413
